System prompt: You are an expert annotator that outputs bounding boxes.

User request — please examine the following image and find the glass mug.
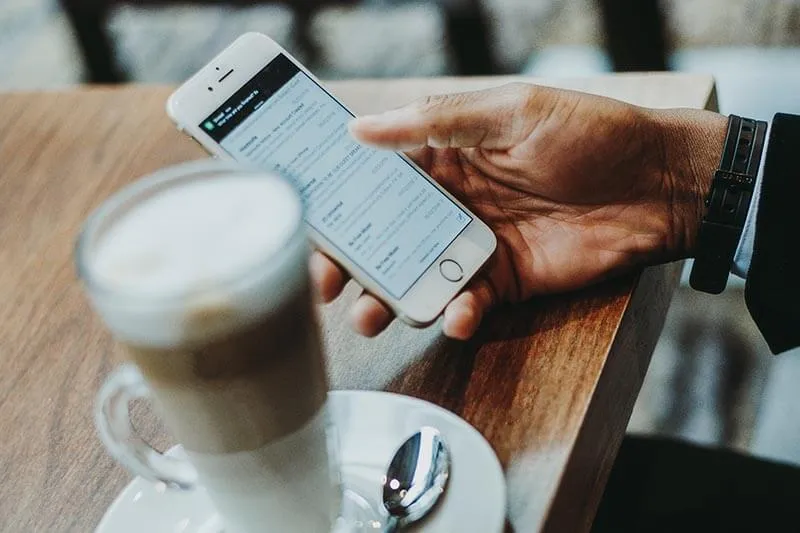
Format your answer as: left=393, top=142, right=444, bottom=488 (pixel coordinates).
left=78, top=161, right=342, bottom=533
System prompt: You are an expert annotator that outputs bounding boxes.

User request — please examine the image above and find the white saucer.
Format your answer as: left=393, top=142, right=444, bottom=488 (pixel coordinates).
left=96, top=390, right=506, bottom=533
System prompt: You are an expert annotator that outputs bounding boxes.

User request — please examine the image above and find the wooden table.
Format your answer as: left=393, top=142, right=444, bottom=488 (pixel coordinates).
left=0, top=73, right=716, bottom=532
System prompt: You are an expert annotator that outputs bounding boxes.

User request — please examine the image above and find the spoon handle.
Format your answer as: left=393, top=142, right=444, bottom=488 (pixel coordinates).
left=383, top=515, right=400, bottom=533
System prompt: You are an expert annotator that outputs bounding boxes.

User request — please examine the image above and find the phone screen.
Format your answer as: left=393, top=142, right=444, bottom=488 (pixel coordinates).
left=201, top=54, right=471, bottom=299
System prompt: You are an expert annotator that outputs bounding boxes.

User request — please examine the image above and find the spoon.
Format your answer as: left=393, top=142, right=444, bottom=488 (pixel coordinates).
left=382, top=426, right=450, bottom=532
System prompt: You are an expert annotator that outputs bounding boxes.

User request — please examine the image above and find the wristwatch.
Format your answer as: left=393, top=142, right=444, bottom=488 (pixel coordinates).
left=689, top=115, right=768, bottom=294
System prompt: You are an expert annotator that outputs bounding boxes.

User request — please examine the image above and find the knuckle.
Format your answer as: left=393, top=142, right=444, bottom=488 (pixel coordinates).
left=416, top=93, right=449, bottom=112
left=503, top=82, right=537, bottom=103
left=417, top=92, right=473, bottom=113
left=414, top=94, right=462, bottom=146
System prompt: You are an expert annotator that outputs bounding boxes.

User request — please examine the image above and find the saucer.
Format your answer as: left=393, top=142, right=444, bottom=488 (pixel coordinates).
left=96, top=390, right=506, bottom=533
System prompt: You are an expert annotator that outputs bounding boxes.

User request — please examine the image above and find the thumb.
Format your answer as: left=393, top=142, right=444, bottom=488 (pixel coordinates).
left=349, top=83, right=533, bottom=151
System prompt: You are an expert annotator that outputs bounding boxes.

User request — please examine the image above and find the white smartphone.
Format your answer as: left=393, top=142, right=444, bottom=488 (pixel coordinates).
left=166, top=32, right=496, bottom=327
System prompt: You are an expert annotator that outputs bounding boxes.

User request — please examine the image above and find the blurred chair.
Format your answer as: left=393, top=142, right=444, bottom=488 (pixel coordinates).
left=61, top=0, right=669, bottom=82
left=58, top=0, right=496, bottom=82
left=598, top=0, right=668, bottom=71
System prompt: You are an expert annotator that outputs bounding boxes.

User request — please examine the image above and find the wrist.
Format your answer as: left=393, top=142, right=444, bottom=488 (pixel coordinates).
left=648, top=108, right=728, bottom=259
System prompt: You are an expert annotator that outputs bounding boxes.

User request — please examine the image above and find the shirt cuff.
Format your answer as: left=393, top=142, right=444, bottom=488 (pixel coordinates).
left=732, top=123, right=770, bottom=278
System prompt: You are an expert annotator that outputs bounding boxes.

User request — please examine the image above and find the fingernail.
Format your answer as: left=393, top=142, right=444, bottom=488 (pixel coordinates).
left=352, top=108, right=416, bottom=129
left=442, top=306, right=465, bottom=339
left=348, top=115, right=379, bottom=130
left=442, top=309, right=456, bottom=335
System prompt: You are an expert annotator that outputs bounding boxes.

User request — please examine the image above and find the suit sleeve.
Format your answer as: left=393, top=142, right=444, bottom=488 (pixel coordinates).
left=745, top=113, right=800, bottom=354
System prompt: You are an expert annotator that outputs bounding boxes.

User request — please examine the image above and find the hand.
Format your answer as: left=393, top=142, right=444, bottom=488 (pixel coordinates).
left=311, top=83, right=727, bottom=339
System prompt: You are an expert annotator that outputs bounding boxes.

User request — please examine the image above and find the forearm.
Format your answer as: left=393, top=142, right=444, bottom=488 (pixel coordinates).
left=645, top=108, right=800, bottom=353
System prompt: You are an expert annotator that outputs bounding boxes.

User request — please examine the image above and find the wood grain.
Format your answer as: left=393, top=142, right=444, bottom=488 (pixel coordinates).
left=0, top=73, right=715, bottom=533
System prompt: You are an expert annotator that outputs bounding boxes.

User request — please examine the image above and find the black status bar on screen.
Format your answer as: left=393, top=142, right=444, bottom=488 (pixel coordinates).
left=200, top=54, right=299, bottom=142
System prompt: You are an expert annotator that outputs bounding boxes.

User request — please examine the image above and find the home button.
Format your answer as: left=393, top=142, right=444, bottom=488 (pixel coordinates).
left=439, top=259, right=463, bottom=282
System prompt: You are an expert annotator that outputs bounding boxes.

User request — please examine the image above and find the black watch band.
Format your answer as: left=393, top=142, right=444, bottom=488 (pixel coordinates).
left=689, top=115, right=768, bottom=294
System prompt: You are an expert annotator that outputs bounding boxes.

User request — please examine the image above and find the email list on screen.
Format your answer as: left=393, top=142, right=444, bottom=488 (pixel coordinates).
left=202, top=54, right=471, bottom=299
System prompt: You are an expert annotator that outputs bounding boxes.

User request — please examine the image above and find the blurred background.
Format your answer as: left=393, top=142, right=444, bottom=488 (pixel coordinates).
left=4, top=0, right=800, bottom=464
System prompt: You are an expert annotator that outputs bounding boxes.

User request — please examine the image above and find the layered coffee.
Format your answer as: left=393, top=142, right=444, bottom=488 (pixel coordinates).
left=84, top=170, right=339, bottom=532
left=127, top=282, right=326, bottom=454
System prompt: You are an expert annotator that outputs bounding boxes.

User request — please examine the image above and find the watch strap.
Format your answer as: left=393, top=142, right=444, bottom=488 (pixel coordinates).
left=690, top=115, right=767, bottom=294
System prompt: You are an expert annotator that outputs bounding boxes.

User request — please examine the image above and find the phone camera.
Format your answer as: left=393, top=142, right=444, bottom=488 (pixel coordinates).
left=208, top=86, right=214, bottom=92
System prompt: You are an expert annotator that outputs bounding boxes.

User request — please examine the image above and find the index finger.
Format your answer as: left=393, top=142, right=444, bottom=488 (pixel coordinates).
left=349, top=83, right=534, bottom=151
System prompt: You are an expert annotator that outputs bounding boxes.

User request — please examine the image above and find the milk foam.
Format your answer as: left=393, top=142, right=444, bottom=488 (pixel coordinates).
left=86, top=173, right=307, bottom=347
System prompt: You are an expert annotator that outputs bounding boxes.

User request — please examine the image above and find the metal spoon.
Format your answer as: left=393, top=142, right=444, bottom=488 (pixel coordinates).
left=382, top=426, right=450, bottom=532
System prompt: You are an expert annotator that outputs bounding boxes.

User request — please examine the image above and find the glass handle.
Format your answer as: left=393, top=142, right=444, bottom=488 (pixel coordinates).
left=95, top=363, right=197, bottom=489
left=383, top=515, right=399, bottom=533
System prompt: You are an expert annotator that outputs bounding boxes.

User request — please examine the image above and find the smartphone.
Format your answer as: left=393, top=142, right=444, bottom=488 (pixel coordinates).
left=166, top=32, right=496, bottom=327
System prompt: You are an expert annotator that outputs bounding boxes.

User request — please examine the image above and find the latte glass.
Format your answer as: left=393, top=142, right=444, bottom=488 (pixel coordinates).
left=78, top=161, right=341, bottom=533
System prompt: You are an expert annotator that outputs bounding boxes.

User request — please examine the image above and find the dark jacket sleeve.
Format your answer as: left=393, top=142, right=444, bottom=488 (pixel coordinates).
left=745, top=113, right=800, bottom=354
